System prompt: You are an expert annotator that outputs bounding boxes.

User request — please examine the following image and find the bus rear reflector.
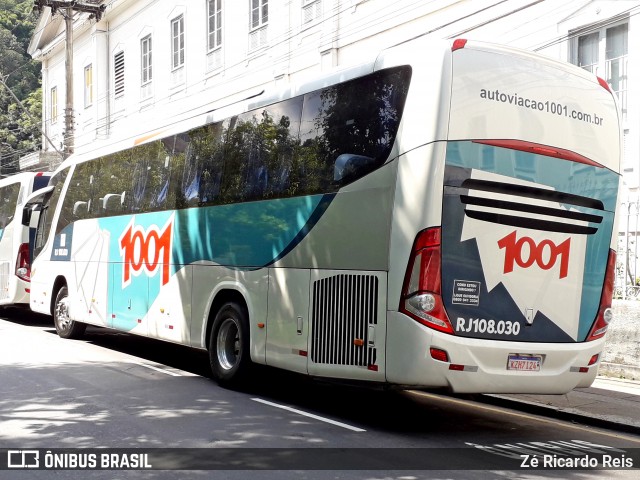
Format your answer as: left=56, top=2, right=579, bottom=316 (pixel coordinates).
left=430, top=347, right=449, bottom=362
left=586, top=249, right=616, bottom=341
left=400, top=227, right=454, bottom=334
left=15, top=243, right=30, bottom=282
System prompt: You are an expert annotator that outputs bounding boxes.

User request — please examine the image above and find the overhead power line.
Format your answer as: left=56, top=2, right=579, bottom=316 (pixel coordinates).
left=33, top=1, right=106, bottom=20
left=32, top=1, right=108, bottom=157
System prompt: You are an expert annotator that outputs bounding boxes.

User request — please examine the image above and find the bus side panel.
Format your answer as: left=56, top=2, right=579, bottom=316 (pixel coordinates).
left=387, top=143, right=448, bottom=310
left=190, top=264, right=269, bottom=364
left=110, top=263, right=149, bottom=336
left=0, top=178, right=27, bottom=305
left=71, top=220, right=110, bottom=327
left=147, top=265, right=192, bottom=344
left=265, top=267, right=310, bottom=374
left=272, top=162, right=396, bottom=271
left=0, top=222, right=16, bottom=303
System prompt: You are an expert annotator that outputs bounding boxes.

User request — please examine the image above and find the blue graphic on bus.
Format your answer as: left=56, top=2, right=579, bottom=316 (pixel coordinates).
left=442, top=141, right=618, bottom=343
left=97, top=193, right=333, bottom=331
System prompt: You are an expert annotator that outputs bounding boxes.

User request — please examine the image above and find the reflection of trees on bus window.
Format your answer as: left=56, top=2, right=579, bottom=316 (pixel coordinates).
left=186, top=120, right=228, bottom=206
left=58, top=66, right=411, bottom=223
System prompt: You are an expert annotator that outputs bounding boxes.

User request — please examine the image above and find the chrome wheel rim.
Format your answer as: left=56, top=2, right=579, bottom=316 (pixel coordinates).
left=216, top=318, right=240, bottom=371
left=55, top=297, right=71, bottom=331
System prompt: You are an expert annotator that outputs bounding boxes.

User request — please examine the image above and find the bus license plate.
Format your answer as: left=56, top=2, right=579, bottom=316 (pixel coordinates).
left=507, top=355, right=541, bottom=372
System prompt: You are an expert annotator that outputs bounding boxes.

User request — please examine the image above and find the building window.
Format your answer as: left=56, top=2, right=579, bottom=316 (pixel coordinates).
left=50, top=86, right=58, bottom=124
left=208, top=0, right=222, bottom=51
left=302, top=0, right=321, bottom=24
left=84, top=64, right=93, bottom=108
left=141, top=35, right=153, bottom=84
left=250, top=0, right=268, bottom=30
left=114, top=51, right=125, bottom=98
left=577, top=33, right=598, bottom=73
left=249, top=0, right=268, bottom=50
left=606, top=23, right=627, bottom=119
left=171, top=15, right=185, bottom=70
left=572, top=21, right=627, bottom=120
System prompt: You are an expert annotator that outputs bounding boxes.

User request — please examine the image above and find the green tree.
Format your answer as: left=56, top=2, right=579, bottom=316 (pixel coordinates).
left=0, top=0, right=41, bottom=175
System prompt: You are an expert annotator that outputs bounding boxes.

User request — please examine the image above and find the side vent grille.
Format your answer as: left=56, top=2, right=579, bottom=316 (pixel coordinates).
left=311, top=274, right=378, bottom=366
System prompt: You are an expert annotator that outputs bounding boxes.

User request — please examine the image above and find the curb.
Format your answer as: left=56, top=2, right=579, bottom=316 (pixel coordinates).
left=476, top=393, right=640, bottom=436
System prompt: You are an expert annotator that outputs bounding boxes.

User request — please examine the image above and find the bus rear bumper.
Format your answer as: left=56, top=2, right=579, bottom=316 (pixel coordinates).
left=385, top=311, right=605, bottom=394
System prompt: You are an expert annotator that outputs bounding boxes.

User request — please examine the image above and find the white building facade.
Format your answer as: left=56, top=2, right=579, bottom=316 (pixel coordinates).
left=28, top=0, right=640, bottom=284
left=28, top=1, right=638, bottom=180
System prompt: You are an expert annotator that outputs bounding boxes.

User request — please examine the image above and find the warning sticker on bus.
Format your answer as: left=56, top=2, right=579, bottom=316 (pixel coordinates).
left=452, top=280, right=481, bottom=306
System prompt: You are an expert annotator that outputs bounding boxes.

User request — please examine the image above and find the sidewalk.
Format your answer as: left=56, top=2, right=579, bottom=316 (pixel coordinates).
left=483, top=376, right=640, bottom=433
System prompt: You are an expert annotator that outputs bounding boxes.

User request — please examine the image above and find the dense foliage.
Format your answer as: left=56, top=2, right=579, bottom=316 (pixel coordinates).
left=0, top=0, right=41, bottom=175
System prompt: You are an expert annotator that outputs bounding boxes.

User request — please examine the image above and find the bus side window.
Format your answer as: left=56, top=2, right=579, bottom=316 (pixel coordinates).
left=187, top=121, right=227, bottom=207
left=129, top=145, right=151, bottom=213
left=0, top=183, right=20, bottom=229
left=95, top=151, right=132, bottom=216
left=299, top=66, right=411, bottom=192
left=219, top=97, right=302, bottom=203
left=50, top=168, right=70, bottom=235
left=152, top=135, right=186, bottom=210
left=59, top=163, right=94, bottom=226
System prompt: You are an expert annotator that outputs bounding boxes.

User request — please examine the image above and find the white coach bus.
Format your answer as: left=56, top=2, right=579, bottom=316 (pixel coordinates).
left=0, top=172, right=51, bottom=307
left=29, top=38, right=621, bottom=393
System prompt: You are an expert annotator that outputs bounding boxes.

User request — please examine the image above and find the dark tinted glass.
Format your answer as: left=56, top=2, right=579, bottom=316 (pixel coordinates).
left=60, top=66, right=411, bottom=222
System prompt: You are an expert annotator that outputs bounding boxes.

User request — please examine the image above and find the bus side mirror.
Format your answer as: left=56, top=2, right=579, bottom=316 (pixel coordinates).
left=334, top=153, right=375, bottom=183
left=22, top=203, right=42, bottom=227
left=21, top=206, right=32, bottom=226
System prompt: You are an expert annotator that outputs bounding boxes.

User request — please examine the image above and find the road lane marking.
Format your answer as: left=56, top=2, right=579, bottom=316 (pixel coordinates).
left=251, top=398, right=366, bottom=432
left=133, top=362, right=184, bottom=377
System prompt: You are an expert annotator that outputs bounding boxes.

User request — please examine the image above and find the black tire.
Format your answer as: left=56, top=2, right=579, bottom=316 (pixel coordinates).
left=209, top=302, right=252, bottom=386
left=53, top=286, right=86, bottom=339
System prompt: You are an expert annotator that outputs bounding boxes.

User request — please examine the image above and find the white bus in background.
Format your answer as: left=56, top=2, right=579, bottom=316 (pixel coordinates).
left=0, top=172, right=51, bottom=307
left=29, top=38, right=621, bottom=394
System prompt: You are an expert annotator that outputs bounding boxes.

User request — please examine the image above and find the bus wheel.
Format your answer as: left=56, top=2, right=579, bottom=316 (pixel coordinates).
left=53, top=286, right=86, bottom=339
left=209, top=302, right=251, bottom=386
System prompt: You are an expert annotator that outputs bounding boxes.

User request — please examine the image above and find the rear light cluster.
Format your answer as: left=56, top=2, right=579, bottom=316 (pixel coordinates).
left=586, top=249, right=616, bottom=341
left=473, top=139, right=602, bottom=168
left=400, top=227, right=454, bottom=334
left=571, top=354, right=601, bottom=373
left=15, top=242, right=30, bottom=282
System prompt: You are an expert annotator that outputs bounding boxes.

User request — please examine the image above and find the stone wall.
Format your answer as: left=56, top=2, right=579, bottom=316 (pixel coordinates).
left=599, top=300, right=640, bottom=380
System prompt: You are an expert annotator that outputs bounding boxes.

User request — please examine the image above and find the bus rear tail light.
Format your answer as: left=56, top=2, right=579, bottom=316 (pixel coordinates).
left=16, top=242, right=31, bottom=282
left=400, top=227, right=455, bottom=334
left=452, top=38, right=468, bottom=51
left=473, top=139, right=602, bottom=168
left=586, top=249, right=615, bottom=341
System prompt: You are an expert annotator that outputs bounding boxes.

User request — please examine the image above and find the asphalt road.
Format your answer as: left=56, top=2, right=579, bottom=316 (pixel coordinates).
left=1, top=308, right=639, bottom=479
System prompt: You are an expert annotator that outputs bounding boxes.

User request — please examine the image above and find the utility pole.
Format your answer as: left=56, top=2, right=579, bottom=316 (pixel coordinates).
left=33, top=1, right=106, bottom=157
left=64, top=6, right=73, bottom=156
